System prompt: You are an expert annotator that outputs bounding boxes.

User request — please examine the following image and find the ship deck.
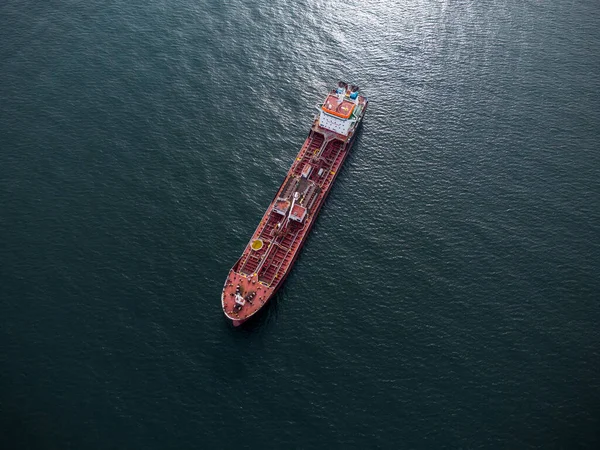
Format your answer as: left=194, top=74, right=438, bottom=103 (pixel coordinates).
left=222, top=95, right=367, bottom=322
left=222, top=271, right=274, bottom=321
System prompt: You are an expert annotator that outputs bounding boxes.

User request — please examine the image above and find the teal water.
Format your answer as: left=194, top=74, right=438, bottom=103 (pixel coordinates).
left=1, top=0, right=600, bottom=448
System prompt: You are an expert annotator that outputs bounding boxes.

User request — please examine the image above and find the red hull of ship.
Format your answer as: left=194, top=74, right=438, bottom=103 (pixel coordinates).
left=222, top=86, right=367, bottom=325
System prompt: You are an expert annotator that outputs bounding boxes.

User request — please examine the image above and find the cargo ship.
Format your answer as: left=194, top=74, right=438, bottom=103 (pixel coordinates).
left=221, top=82, right=368, bottom=326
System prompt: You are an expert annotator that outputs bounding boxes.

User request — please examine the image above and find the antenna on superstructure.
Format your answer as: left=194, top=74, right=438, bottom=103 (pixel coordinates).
left=337, top=81, right=348, bottom=100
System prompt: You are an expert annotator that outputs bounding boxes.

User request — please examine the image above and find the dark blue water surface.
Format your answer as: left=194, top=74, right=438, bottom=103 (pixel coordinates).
left=2, top=0, right=600, bottom=448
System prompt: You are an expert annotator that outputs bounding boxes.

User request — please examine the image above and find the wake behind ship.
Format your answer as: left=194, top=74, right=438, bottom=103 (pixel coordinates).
left=221, top=82, right=368, bottom=326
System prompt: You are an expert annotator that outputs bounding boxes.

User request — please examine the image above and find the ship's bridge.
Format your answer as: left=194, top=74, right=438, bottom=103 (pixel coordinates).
left=317, top=82, right=362, bottom=136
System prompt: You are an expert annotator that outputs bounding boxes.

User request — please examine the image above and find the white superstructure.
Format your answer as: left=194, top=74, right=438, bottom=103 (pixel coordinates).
left=317, top=82, right=364, bottom=136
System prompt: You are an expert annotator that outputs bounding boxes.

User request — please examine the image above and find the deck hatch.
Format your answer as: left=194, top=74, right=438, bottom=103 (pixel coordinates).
left=289, top=204, right=307, bottom=222
left=273, top=199, right=290, bottom=215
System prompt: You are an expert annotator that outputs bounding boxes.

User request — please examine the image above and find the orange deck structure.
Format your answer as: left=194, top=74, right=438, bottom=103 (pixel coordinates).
left=322, top=94, right=356, bottom=119
left=221, top=82, right=368, bottom=326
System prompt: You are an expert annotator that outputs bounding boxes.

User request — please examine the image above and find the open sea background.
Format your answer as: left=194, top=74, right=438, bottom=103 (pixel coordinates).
left=1, top=0, right=600, bottom=448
